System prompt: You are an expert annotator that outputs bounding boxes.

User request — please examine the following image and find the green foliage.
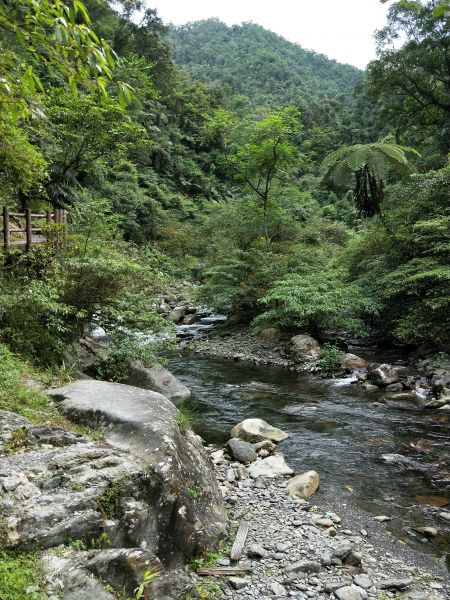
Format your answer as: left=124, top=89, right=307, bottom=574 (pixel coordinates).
left=97, top=479, right=128, bottom=519
left=170, top=20, right=361, bottom=109
left=0, top=0, right=121, bottom=120
left=177, top=402, right=195, bottom=434
left=0, top=551, right=47, bottom=599
left=0, top=117, right=47, bottom=205
left=0, top=342, right=50, bottom=419
left=367, top=0, right=450, bottom=167
left=135, top=568, right=159, bottom=600
left=345, top=163, right=450, bottom=344
left=321, top=142, right=419, bottom=217
left=254, top=270, right=375, bottom=337
left=317, top=344, right=345, bottom=369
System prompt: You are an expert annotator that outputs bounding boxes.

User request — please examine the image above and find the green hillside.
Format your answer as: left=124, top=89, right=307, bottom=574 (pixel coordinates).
left=168, top=19, right=363, bottom=107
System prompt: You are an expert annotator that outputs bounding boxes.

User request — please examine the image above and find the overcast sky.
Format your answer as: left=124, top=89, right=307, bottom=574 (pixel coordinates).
left=148, top=0, right=390, bottom=69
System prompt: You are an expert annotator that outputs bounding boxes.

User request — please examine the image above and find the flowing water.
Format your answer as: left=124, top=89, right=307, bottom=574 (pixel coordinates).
left=166, top=351, right=450, bottom=569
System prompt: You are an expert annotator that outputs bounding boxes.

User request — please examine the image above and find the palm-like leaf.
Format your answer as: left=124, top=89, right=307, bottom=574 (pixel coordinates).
left=321, top=142, right=419, bottom=217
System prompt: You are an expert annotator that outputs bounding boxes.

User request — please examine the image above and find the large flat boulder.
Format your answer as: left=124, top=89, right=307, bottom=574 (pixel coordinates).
left=47, top=381, right=227, bottom=565
left=231, top=418, right=289, bottom=443
left=127, top=361, right=191, bottom=405
left=0, top=423, right=150, bottom=552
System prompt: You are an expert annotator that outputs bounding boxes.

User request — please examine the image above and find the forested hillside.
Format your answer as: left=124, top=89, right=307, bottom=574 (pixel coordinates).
left=1, top=1, right=450, bottom=597
left=0, top=0, right=449, bottom=375
left=169, top=20, right=362, bottom=108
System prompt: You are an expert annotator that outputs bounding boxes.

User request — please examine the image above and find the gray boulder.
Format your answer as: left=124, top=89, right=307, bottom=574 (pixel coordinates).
left=367, top=364, right=399, bottom=386
left=288, top=334, right=321, bottom=361
left=43, top=548, right=199, bottom=600
left=248, top=454, right=293, bottom=478
left=0, top=422, right=150, bottom=552
left=127, top=361, right=191, bottom=405
left=167, top=306, right=188, bottom=323
left=231, top=418, right=289, bottom=443
left=341, top=353, right=368, bottom=370
left=226, top=439, right=257, bottom=464
left=48, top=381, right=227, bottom=563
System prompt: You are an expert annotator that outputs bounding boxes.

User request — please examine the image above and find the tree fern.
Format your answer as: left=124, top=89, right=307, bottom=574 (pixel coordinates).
left=321, top=142, right=419, bottom=218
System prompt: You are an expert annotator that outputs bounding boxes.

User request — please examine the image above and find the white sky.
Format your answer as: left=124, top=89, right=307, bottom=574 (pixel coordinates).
left=148, top=0, right=390, bottom=69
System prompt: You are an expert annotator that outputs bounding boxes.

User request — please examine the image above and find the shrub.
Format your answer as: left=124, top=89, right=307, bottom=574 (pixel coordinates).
left=317, top=343, right=345, bottom=369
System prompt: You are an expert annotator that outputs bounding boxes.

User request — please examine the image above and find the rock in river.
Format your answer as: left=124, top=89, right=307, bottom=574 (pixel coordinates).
left=367, top=363, right=399, bottom=386
left=287, top=470, right=320, bottom=500
left=341, top=353, right=368, bottom=370
left=127, top=361, right=191, bottom=405
left=48, top=380, right=227, bottom=563
left=231, top=418, right=289, bottom=443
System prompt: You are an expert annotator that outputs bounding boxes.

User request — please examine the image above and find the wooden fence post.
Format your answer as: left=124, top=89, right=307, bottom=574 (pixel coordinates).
left=2, top=207, right=10, bottom=253
left=25, top=208, right=32, bottom=252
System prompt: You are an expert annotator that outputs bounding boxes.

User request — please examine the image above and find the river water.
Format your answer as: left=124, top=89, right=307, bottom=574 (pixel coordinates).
left=166, top=351, right=450, bottom=570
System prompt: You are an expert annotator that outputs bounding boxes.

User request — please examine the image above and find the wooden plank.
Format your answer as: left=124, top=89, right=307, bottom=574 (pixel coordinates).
left=197, top=566, right=252, bottom=577
left=25, top=208, right=32, bottom=252
left=230, top=521, right=250, bottom=561
left=3, top=206, right=10, bottom=252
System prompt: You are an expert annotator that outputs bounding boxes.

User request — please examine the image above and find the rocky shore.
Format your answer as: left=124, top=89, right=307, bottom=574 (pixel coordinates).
left=197, top=419, right=450, bottom=599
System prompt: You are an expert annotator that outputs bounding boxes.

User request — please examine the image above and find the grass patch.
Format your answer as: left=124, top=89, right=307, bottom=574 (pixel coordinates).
left=0, top=342, right=104, bottom=440
left=176, top=401, right=196, bottom=434
left=0, top=550, right=47, bottom=600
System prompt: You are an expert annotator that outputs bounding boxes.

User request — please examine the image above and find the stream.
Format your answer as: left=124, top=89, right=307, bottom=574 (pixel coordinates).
left=166, top=350, right=450, bottom=571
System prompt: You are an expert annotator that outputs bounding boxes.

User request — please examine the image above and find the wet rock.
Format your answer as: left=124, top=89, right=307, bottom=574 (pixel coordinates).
left=341, top=354, right=368, bottom=370
left=367, top=364, right=399, bottom=386
left=48, top=381, right=227, bottom=562
left=288, top=334, right=321, bottom=361
left=182, top=313, right=199, bottom=326
left=373, top=515, right=391, bottom=522
left=376, top=578, right=413, bottom=590
left=249, top=455, right=293, bottom=478
left=231, top=418, right=289, bottom=443
left=168, top=307, right=188, bottom=323
left=226, top=439, right=257, bottom=464
left=287, top=471, right=320, bottom=500
left=127, top=362, right=191, bottom=405
left=438, top=511, right=450, bottom=522
left=386, top=382, right=403, bottom=392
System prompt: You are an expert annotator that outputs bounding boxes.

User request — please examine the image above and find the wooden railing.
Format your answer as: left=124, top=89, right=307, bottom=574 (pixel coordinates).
left=1, top=207, right=67, bottom=253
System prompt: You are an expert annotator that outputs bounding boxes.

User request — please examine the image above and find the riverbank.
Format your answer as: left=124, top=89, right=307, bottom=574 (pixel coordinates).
left=188, top=327, right=301, bottom=370
left=203, top=439, right=450, bottom=599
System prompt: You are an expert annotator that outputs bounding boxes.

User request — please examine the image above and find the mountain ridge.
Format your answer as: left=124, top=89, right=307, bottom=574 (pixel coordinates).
left=168, top=19, right=363, bottom=107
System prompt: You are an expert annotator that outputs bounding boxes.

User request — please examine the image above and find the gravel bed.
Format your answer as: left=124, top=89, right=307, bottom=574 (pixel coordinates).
left=201, top=446, right=450, bottom=600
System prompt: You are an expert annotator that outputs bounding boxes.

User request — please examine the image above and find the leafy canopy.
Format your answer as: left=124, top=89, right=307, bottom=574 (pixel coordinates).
left=321, top=142, right=419, bottom=217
